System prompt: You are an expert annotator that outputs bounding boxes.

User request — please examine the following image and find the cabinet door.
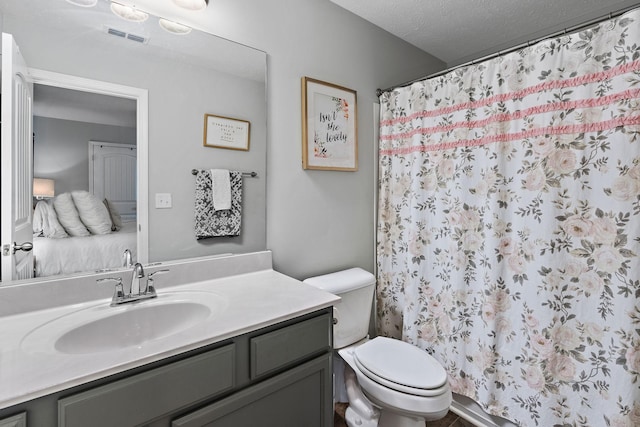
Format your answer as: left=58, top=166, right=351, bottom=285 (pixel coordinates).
left=0, top=413, right=26, bottom=427
left=172, top=354, right=332, bottom=427
left=59, top=345, right=235, bottom=427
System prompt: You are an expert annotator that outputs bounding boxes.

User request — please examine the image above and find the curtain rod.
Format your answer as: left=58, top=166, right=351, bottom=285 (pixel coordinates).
left=376, top=3, right=640, bottom=97
left=191, top=169, right=258, bottom=177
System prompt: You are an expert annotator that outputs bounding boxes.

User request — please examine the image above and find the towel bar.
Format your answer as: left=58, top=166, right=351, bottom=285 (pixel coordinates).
left=191, top=169, right=257, bottom=177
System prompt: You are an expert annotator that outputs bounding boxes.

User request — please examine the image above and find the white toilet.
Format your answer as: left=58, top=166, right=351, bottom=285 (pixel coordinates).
left=304, top=268, right=452, bottom=427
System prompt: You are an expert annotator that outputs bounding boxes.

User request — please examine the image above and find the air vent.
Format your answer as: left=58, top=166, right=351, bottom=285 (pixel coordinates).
left=104, top=26, right=149, bottom=44
left=107, top=27, right=127, bottom=38
left=126, top=33, right=147, bottom=44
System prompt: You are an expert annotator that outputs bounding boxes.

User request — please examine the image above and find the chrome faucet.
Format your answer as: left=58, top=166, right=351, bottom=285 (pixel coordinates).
left=130, top=262, right=145, bottom=296
left=98, top=265, right=169, bottom=306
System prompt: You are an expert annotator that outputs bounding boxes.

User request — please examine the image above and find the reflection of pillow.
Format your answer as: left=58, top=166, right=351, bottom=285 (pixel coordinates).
left=72, top=191, right=113, bottom=235
left=42, top=200, right=68, bottom=239
left=103, top=198, right=123, bottom=231
left=53, top=192, right=90, bottom=237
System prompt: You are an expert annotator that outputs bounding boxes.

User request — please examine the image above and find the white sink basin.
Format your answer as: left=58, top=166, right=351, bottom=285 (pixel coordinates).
left=21, top=291, right=228, bottom=354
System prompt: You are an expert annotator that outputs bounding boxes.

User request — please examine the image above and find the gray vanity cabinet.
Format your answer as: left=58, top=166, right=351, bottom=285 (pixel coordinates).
left=0, top=308, right=333, bottom=427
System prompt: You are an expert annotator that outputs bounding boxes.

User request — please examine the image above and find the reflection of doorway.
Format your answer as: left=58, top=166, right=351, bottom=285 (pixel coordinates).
left=89, top=141, right=137, bottom=221
left=28, top=68, right=149, bottom=268
left=3, top=52, right=149, bottom=282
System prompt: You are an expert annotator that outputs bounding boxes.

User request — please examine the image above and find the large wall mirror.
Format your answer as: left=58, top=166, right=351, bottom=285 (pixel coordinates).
left=0, top=0, right=267, bottom=285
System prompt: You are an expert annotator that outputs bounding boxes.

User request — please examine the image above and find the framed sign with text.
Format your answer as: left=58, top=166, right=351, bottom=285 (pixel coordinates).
left=203, top=114, right=250, bottom=151
left=301, top=77, right=357, bottom=171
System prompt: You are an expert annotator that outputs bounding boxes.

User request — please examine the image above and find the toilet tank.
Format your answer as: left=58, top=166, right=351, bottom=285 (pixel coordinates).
left=303, top=268, right=375, bottom=349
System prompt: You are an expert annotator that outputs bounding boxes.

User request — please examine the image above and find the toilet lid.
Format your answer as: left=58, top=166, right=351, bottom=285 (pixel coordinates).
left=353, top=337, right=447, bottom=393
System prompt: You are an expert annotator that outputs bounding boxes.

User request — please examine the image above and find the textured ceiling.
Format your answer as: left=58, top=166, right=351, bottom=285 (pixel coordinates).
left=331, top=0, right=640, bottom=66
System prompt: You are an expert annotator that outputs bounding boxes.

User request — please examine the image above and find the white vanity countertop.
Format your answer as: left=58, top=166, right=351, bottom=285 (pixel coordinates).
left=0, top=269, right=339, bottom=410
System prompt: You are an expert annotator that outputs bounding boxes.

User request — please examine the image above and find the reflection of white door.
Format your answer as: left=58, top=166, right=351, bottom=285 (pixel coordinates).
left=89, top=141, right=137, bottom=221
left=1, top=33, right=34, bottom=282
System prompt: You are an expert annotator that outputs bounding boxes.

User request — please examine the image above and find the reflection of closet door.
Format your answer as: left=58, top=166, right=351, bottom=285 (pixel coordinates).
left=89, top=141, right=136, bottom=221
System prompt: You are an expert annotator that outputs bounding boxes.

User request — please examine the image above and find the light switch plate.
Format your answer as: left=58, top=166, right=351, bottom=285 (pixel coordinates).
left=155, top=193, right=172, bottom=209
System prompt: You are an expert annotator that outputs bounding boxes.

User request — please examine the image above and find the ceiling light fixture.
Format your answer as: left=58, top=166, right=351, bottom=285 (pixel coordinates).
left=110, top=2, right=149, bottom=22
left=65, top=0, right=98, bottom=6
left=172, top=0, right=209, bottom=11
left=159, top=19, right=192, bottom=35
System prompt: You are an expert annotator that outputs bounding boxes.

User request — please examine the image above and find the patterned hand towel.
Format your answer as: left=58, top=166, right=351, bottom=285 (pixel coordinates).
left=194, top=170, right=242, bottom=239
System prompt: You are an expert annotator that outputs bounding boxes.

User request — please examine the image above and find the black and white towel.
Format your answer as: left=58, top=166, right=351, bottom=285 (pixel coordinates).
left=194, top=170, right=242, bottom=239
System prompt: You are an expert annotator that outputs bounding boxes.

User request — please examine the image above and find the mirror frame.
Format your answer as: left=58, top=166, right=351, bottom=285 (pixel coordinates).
left=28, top=68, right=149, bottom=266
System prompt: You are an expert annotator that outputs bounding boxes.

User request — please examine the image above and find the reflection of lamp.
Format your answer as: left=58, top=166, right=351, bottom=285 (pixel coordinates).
left=33, top=178, right=55, bottom=200
left=172, top=0, right=209, bottom=11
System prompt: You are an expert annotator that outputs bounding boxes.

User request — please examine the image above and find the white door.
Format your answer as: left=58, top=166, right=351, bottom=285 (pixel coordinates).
left=1, top=33, right=34, bottom=282
left=89, top=141, right=137, bottom=221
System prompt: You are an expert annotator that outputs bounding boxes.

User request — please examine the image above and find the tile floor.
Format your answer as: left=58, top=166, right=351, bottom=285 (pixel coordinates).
left=334, top=403, right=476, bottom=427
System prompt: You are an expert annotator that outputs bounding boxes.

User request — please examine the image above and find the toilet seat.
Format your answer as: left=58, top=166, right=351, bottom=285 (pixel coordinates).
left=353, top=337, right=448, bottom=397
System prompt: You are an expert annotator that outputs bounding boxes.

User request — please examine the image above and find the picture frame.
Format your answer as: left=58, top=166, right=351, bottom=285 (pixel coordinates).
left=301, top=77, right=358, bottom=171
left=203, top=114, right=250, bottom=151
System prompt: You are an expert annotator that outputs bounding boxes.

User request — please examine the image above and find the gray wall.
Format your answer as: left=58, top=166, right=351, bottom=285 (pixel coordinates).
left=192, top=0, right=445, bottom=279
left=33, top=117, right=135, bottom=195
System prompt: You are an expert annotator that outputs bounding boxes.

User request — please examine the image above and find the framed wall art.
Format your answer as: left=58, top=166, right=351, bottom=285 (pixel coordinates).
left=203, top=114, right=250, bottom=151
left=301, top=77, right=357, bottom=171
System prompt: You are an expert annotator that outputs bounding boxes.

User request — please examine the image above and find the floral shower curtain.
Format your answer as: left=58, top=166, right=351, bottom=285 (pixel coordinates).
left=376, top=9, right=640, bottom=427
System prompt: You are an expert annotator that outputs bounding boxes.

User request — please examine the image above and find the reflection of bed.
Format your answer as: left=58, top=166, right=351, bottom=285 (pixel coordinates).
left=32, top=190, right=137, bottom=277
left=34, top=221, right=137, bottom=277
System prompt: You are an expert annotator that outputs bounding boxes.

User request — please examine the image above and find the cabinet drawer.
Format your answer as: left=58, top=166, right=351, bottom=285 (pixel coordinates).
left=250, top=313, right=331, bottom=379
left=58, top=344, right=235, bottom=427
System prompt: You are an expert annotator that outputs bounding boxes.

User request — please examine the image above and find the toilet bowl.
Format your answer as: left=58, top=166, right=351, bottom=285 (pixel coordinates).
left=339, top=337, right=451, bottom=427
left=303, top=268, right=452, bottom=427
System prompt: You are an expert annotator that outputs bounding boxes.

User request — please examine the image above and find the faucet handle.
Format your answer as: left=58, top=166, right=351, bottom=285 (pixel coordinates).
left=148, top=269, right=170, bottom=278
left=146, top=269, right=169, bottom=294
left=97, top=277, right=125, bottom=303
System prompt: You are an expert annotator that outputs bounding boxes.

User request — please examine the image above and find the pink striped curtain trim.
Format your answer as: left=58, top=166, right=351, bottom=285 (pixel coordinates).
left=379, top=115, right=640, bottom=156
left=380, top=60, right=640, bottom=127
left=380, top=88, right=640, bottom=141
